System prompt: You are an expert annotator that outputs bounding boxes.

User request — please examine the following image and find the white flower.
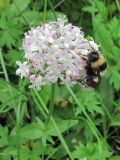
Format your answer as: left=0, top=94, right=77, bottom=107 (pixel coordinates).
left=16, top=17, right=100, bottom=90
left=16, top=61, right=29, bottom=78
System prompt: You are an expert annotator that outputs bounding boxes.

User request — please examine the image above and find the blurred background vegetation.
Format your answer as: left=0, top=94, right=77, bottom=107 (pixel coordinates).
left=0, top=0, right=120, bottom=159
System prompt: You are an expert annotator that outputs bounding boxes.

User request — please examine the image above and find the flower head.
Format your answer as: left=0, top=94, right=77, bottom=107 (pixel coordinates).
left=16, top=17, right=99, bottom=90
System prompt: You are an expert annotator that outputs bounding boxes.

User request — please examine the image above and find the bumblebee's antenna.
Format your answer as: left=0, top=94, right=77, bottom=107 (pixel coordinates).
left=86, top=37, right=97, bottom=52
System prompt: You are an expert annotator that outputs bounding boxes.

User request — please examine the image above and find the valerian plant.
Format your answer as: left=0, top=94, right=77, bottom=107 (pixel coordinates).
left=0, top=0, right=120, bottom=160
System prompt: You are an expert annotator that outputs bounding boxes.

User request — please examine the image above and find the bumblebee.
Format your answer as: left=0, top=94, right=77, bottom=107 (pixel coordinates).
left=83, top=51, right=107, bottom=88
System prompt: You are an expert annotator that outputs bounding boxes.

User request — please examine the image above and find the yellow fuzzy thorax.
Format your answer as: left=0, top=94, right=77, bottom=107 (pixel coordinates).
left=91, top=55, right=106, bottom=69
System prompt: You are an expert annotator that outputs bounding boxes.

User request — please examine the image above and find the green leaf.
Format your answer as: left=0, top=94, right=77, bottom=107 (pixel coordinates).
left=19, top=146, right=30, bottom=160
left=93, top=16, right=114, bottom=55
left=39, top=85, right=51, bottom=106
left=110, top=156, right=120, bottom=160
left=0, top=79, right=24, bottom=112
left=20, top=11, right=41, bottom=26
left=40, top=11, right=66, bottom=22
left=0, top=126, right=9, bottom=148
left=7, top=49, right=24, bottom=66
left=19, top=123, right=43, bottom=140
left=30, top=141, right=44, bottom=159
left=0, top=12, right=23, bottom=48
left=108, top=17, right=120, bottom=40
left=83, top=0, right=108, bottom=19
left=98, top=78, right=114, bottom=111
left=106, top=66, right=120, bottom=90
left=30, top=155, right=41, bottom=160
left=2, top=146, right=17, bottom=157
left=47, top=119, right=78, bottom=136
left=76, top=88, right=104, bottom=115
left=13, top=0, right=30, bottom=12
left=110, top=121, right=120, bottom=126
left=82, top=6, right=98, bottom=13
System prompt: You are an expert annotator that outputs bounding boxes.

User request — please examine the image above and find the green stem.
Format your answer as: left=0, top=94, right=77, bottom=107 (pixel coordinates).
left=0, top=49, right=9, bottom=83
left=43, top=83, right=55, bottom=160
left=16, top=99, right=21, bottom=160
left=0, top=49, right=16, bottom=107
left=16, top=119, right=20, bottom=160
left=46, top=83, right=56, bottom=124
left=48, top=0, right=57, bottom=20
left=31, top=91, right=47, bottom=119
left=14, top=0, right=30, bottom=27
left=43, top=0, right=48, bottom=22
left=116, top=0, right=120, bottom=12
left=49, top=0, right=65, bottom=12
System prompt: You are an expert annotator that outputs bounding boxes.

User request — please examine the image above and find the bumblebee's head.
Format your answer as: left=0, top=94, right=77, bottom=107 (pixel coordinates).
left=88, top=51, right=99, bottom=62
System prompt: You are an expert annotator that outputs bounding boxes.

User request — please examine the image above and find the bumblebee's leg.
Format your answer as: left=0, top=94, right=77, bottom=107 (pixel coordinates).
left=85, top=76, right=98, bottom=87
left=83, top=72, right=101, bottom=88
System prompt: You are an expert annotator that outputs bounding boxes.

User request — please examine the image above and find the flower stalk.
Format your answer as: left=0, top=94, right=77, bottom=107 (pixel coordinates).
left=46, top=83, right=56, bottom=125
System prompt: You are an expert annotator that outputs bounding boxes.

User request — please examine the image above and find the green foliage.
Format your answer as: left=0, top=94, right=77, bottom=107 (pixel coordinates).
left=71, top=139, right=112, bottom=160
left=0, top=11, right=23, bottom=48
left=75, top=88, right=104, bottom=115
left=0, top=0, right=120, bottom=159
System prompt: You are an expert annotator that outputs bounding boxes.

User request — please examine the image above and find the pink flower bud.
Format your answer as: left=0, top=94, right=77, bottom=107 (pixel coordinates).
left=24, top=69, right=29, bottom=77
left=69, top=45, right=75, bottom=50
left=68, top=23, right=73, bottom=32
left=51, top=33, right=57, bottom=40
left=29, top=74, right=36, bottom=82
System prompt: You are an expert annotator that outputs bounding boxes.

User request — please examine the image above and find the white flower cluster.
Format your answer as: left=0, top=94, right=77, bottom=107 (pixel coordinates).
left=16, top=18, right=99, bottom=90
